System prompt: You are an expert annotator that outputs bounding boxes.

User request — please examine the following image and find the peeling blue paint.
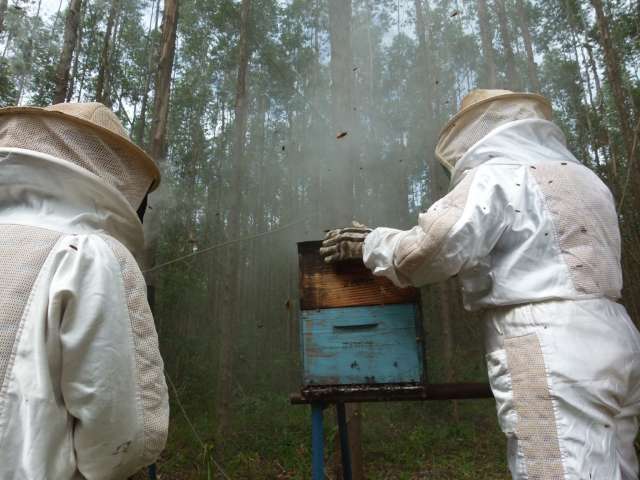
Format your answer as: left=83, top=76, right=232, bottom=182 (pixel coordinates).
left=302, top=304, right=424, bottom=385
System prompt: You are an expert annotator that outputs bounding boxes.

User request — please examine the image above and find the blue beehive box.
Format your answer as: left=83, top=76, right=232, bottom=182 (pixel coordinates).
left=298, top=241, right=425, bottom=387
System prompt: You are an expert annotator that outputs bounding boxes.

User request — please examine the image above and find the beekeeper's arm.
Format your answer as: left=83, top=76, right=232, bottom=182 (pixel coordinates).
left=363, top=167, right=511, bottom=288
left=51, top=234, right=168, bottom=480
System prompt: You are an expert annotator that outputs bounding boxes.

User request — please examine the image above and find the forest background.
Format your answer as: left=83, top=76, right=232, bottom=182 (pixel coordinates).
left=1, top=0, right=639, bottom=478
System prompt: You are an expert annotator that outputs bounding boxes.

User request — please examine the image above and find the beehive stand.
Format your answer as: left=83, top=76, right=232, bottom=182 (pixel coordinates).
left=292, top=241, right=492, bottom=480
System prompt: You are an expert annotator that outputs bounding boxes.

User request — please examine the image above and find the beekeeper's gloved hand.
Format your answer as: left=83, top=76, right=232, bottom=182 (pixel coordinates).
left=320, top=221, right=373, bottom=263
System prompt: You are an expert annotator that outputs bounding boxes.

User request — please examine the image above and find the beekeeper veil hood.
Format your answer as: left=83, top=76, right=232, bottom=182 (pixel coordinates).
left=0, top=102, right=160, bottom=210
left=435, top=89, right=553, bottom=173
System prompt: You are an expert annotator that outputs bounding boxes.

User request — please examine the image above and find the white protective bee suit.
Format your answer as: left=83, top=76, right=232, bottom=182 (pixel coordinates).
left=362, top=91, right=640, bottom=479
left=0, top=103, right=169, bottom=480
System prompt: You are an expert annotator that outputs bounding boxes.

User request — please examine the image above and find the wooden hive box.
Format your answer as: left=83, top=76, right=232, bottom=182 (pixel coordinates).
left=298, top=241, right=425, bottom=387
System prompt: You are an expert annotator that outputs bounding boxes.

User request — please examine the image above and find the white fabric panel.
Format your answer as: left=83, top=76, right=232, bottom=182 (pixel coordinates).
left=485, top=299, right=640, bottom=479
left=0, top=233, right=75, bottom=480
left=530, top=162, right=622, bottom=297
left=0, top=225, right=61, bottom=392
left=364, top=227, right=413, bottom=287
left=102, top=235, right=169, bottom=465
left=53, top=234, right=146, bottom=479
left=364, top=119, right=617, bottom=310
left=451, top=119, right=577, bottom=186
left=0, top=150, right=168, bottom=479
left=0, top=148, right=144, bottom=260
left=391, top=172, right=475, bottom=285
left=503, top=333, right=564, bottom=479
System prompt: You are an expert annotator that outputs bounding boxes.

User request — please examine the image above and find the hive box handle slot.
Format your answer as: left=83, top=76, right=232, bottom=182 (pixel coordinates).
left=333, top=323, right=379, bottom=330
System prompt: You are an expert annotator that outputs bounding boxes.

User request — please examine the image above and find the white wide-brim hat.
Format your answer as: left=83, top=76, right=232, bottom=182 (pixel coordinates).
left=0, top=102, right=161, bottom=191
left=435, top=89, right=553, bottom=172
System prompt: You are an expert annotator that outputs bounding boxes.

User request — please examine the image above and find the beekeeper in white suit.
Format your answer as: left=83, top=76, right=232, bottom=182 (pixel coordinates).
left=0, top=102, right=168, bottom=479
left=321, top=89, right=640, bottom=479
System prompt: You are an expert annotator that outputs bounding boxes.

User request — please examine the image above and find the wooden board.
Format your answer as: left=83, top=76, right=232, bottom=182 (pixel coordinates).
left=290, top=383, right=493, bottom=403
left=302, top=304, right=424, bottom=386
left=298, top=241, right=418, bottom=310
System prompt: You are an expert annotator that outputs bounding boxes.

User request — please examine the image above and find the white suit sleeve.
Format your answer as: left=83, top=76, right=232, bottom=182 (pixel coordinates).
left=363, top=167, right=510, bottom=288
left=50, top=234, right=168, bottom=480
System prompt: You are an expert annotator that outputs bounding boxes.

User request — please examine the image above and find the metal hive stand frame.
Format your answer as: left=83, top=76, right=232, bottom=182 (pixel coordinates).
left=290, top=382, right=493, bottom=480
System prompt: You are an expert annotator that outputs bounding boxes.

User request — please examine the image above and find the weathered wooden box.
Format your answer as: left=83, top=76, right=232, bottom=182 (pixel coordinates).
left=298, top=241, right=425, bottom=387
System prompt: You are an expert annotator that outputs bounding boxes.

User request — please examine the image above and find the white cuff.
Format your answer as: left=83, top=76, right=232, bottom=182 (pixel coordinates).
left=363, top=227, right=413, bottom=288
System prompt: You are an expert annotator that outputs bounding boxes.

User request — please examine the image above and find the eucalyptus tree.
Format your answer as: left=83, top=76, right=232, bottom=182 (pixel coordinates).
left=95, top=0, right=119, bottom=104
left=516, top=0, right=540, bottom=91
left=0, top=0, right=7, bottom=35
left=53, top=0, right=82, bottom=103
left=476, top=0, right=496, bottom=88
left=590, top=0, right=636, bottom=195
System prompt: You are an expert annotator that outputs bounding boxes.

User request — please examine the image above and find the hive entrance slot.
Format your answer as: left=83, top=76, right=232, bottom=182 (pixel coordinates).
left=333, top=323, right=379, bottom=330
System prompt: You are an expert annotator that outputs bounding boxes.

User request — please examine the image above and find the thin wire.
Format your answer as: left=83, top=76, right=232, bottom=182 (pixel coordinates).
left=144, top=215, right=313, bottom=274
left=165, top=372, right=232, bottom=480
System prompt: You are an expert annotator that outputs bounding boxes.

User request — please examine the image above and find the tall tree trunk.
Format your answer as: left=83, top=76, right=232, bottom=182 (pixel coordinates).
left=515, top=0, right=539, bottom=92
left=361, top=0, right=378, bottom=215
left=149, top=0, right=178, bottom=160
left=16, top=0, right=42, bottom=105
left=135, top=0, right=160, bottom=145
left=441, top=280, right=458, bottom=419
left=143, top=0, right=178, bottom=320
left=144, top=0, right=178, bottom=326
left=327, top=2, right=364, bottom=476
left=250, top=92, right=267, bottom=380
left=102, top=9, right=124, bottom=108
left=495, top=0, right=517, bottom=89
left=584, top=40, right=614, bottom=163
left=562, top=4, right=600, bottom=165
left=53, top=0, right=82, bottom=104
left=65, top=1, right=84, bottom=102
left=52, top=0, right=64, bottom=30
left=477, top=0, right=496, bottom=88
left=0, top=0, right=8, bottom=36
left=584, top=42, right=603, bottom=101
left=216, top=0, right=251, bottom=440
left=413, top=0, right=426, bottom=58
left=328, top=0, right=356, bottom=225
left=95, top=0, right=118, bottom=104
left=310, top=0, right=323, bottom=234
left=1, top=30, right=11, bottom=59
left=567, top=1, right=611, bottom=163
left=75, top=2, right=98, bottom=102
left=365, top=0, right=374, bottom=128
left=591, top=0, right=634, bottom=176
left=205, top=97, right=226, bottom=406
left=414, top=0, right=434, bottom=122
left=75, top=48, right=88, bottom=101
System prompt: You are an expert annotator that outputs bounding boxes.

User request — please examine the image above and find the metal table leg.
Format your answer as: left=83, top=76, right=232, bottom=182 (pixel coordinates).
left=336, top=403, right=353, bottom=480
left=312, top=403, right=324, bottom=480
